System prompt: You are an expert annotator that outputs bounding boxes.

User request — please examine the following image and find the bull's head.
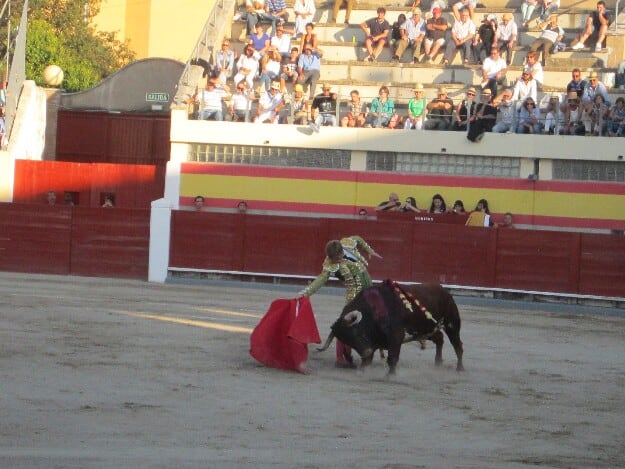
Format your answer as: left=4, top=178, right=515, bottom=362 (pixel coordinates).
left=330, top=308, right=377, bottom=365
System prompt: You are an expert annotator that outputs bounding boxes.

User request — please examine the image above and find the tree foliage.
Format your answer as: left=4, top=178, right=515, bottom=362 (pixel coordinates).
left=6, top=0, right=135, bottom=91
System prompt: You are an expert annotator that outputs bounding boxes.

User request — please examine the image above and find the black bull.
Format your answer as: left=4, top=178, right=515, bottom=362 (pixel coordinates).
left=318, top=282, right=464, bottom=374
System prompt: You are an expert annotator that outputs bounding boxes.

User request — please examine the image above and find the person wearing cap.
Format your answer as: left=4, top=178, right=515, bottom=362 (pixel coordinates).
left=424, top=86, right=454, bottom=130
left=467, top=88, right=497, bottom=141
left=234, top=45, right=261, bottom=90
left=229, top=82, right=254, bottom=122
left=491, top=88, right=516, bottom=133
left=310, top=84, right=338, bottom=129
left=559, top=91, right=585, bottom=135
left=297, top=43, right=323, bottom=99
left=571, top=0, right=612, bottom=53
left=481, top=46, right=507, bottom=97
left=496, top=12, right=517, bottom=66
left=529, top=15, right=564, bottom=66
left=255, top=81, right=285, bottom=123
left=404, top=83, right=428, bottom=130
left=443, top=9, right=475, bottom=65
left=360, top=7, right=391, bottom=62
left=279, top=47, right=300, bottom=91
left=581, top=71, right=610, bottom=106
left=259, top=47, right=282, bottom=92
left=452, top=0, right=477, bottom=21
left=423, top=7, right=448, bottom=63
left=285, top=83, right=309, bottom=124
left=340, top=89, right=367, bottom=127
left=393, top=8, right=426, bottom=64
left=472, top=14, right=498, bottom=65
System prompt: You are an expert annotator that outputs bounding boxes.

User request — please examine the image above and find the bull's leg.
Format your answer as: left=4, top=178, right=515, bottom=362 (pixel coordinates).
left=386, top=344, right=401, bottom=374
left=431, top=330, right=445, bottom=367
left=446, top=330, right=464, bottom=371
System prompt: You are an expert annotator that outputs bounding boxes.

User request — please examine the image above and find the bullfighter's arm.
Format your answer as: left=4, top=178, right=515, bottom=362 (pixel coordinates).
left=299, top=270, right=331, bottom=297
left=349, top=235, right=382, bottom=260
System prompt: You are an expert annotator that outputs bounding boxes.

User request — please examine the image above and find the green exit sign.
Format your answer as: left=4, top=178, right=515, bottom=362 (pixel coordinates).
left=146, top=92, right=169, bottom=102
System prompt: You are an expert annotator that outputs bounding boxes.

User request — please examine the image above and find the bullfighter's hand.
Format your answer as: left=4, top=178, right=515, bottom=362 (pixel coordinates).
left=369, top=251, right=383, bottom=260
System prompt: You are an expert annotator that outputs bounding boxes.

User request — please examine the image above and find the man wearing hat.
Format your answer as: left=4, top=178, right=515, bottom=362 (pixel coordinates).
left=393, top=8, right=426, bottom=64
left=283, top=83, right=309, bottom=125
left=497, top=12, right=517, bottom=66
left=255, top=81, right=285, bottom=124
left=581, top=71, right=610, bottom=106
left=424, top=86, right=455, bottom=130
left=404, top=83, right=427, bottom=129
left=559, top=91, right=585, bottom=135
left=423, top=7, right=448, bottom=63
left=297, top=43, right=322, bottom=99
left=310, top=84, right=338, bottom=130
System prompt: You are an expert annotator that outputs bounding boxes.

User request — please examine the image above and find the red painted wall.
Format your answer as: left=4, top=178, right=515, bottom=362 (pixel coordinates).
left=169, top=212, right=625, bottom=298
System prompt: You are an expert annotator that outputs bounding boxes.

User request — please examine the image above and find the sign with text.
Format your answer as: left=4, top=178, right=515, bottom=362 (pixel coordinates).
left=146, top=92, right=169, bottom=102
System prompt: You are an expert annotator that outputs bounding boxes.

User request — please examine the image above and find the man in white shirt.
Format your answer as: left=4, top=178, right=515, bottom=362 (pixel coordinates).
left=255, top=82, right=284, bottom=123
left=496, top=12, right=517, bottom=65
left=196, top=80, right=227, bottom=121
left=481, top=47, right=507, bottom=96
left=393, top=8, right=426, bottom=64
left=443, top=9, right=475, bottom=65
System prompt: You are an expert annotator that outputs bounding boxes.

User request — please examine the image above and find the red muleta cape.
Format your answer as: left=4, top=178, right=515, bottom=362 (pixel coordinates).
left=250, top=297, right=321, bottom=373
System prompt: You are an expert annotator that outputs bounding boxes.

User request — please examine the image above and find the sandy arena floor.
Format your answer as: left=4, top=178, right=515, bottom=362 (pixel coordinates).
left=0, top=272, right=623, bottom=468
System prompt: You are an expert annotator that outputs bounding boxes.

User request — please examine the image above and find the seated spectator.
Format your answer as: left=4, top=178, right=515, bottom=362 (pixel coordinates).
left=332, top=0, right=353, bottom=24
left=388, top=13, right=407, bottom=56
left=607, top=96, right=625, bottom=136
left=516, top=97, right=542, bottom=134
left=47, top=190, right=57, bottom=205
left=310, top=83, right=338, bottom=130
left=424, top=86, right=454, bottom=130
left=468, top=88, right=497, bottom=142
left=195, top=79, right=227, bottom=121
left=559, top=91, right=585, bottom=135
left=443, top=9, right=475, bottom=65
left=249, top=23, right=271, bottom=56
left=358, top=208, right=369, bottom=219
left=520, top=0, right=539, bottom=28
left=266, top=0, right=289, bottom=25
left=452, top=200, right=466, bottom=214
left=254, top=82, right=284, bottom=123
left=229, top=83, right=253, bottom=122
left=538, top=0, right=560, bottom=24
left=472, top=14, right=497, bottom=65
left=340, top=89, right=367, bottom=127
left=481, top=46, right=507, bottom=97
left=237, top=201, right=248, bottom=213
left=496, top=13, right=517, bottom=66
left=491, top=88, right=516, bottom=133
left=511, top=69, right=537, bottom=105
left=244, top=0, right=279, bottom=36
left=234, top=45, right=261, bottom=90
left=297, top=43, right=322, bottom=99
left=299, top=23, right=319, bottom=52
left=500, top=212, right=516, bottom=228
left=404, top=83, right=427, bottom=130
left=566, top=68, right=587, bottom=99
left=429, top=193, right=447, bottom=213
left=193, top=195, right=205, bottom=211
left=393, top=9, right=425, bottom=64
left=293, top=0, right=315, bottom=37
left=401, top=196, right=421, bottom=213
left=271, top=24, right=295, bottom=59
left=214, top=39, right=237, bottom=85
left=364, top=85, right=395, bottom=128
left=285, top=84, right=309, bottom=124
left=541, top=93, right=563, bottom=134
left=582, top=71, right=610, bottom=106
left=529, top=15, right=564, bottom=66
left=523, top=51, right=544, bottom=89
left=571, top=0, right=612, bottom=52
left=584, top=93, right=609, bottom=136
left=259, top=47, right=282, bottom=92
left=422, top=7, right=448, bottom=63
left=360, top=7, right=391, bottom=62
left=466, top=198, right=493, bottom=227
left=376, top=192, right=401, bottom=211
left=279, top=47, right=300, bottom=91
left=452, top=0, right=476, bottom=21
left=452, top=87, right=477, bottom=131
left=64, top=192, right=75, bottom=206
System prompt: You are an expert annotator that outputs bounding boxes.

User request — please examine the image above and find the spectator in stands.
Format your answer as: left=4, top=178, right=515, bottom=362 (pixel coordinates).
left=511, top=69, right=537, bottom=105
left=500, top=212, right=515, bottom=228
left=64, top=192, right=75, bottom=206
left=582, top=71, right=610, bottom=106
left=401, top=196, right=421, bottom=213
left=559, top=91, right=585, bottom=135
left=452, top=200, right=466, bottom=214
left=293, top=0, right=316, bottom=37
left=393, top=9, right=425, bottom=64
left=429, top=193, right=447, bottom=213
left=472, top=14, right=497, bottom=65
left=538, top=0, right=560, bottom=24
left=584, top=93, right=609, bottom=136
left=195, top=79, right=227, bottom=121
left=102, top=194, right=115, bottom=208
left=520, top=0, right=539, bottom=28
left=244, top=0, right=279, bottom=36
left=467, top=88, right=497, bottom=142
left=567, top=68, right=587, bottom=100
left=616, top=59, right=625, bottom=89
left=332, top=0, right=354, bottom=24
left=237, top=201, right=248, bottom=213
left=299, top=23, right=319, bottom=52
left=259, top=47, right=282, bottom=91
left=452, top=87, right=477, bottom=131
left=388, top=13, right=407, bottom=56
left=310, top=83, right=338, bottom=130
left=452, top=0, right=476, bottom=21
left=529, top=15, right=564, bottom=66
left=523, top=51, right=544, bottom=89
left=266, top=0, right=289, bottom=26
left=249, top=23, right=271, bottom=56
left=607, top=96, right=625, bottom=137
left=491, top=88, right=516, bottom=133
left=47, top=190, right=57, bottom=205
left=516, top=97, right=543, bottom=134
left=481, top=46, right=507, bottom=97
left=234, top=45, right=261, bottom=91
left=542, top=93, right=563, bottom=134
left=279, top=47, right=300, bottom=91
left=404, top=83, right=427, bottom=130
left=271, top=24, right=295, bottom=59
left=214, top=39, right=236, bottom=85
left=496, top=13, right=517, bottom=66
left=364, top=85, right=395, bottom=128
left=571, top=0, right=612, bottom=52
left=297, top=43, right=322, bottom=99
left=422, top=7, right=448, bottom=63
left=466, top=198, right=493, bottom=227
left=377, top=192, right=401, bottom=211
left=286, top=84, right=309, bottom=124
left=229, top=82, right=253, bottom=122
left=443, top=9, right=475, bottom=65
left=340, top=89, right=367, bottom=127
left=358, top=208, right=369, bottom=219
left=193, top=195, right=205, bottom=210
left=254, top=82, right=284, bottom=123
left=360, top=7, right=391, bottom=62
left=424, top=86, right=454, bottom=130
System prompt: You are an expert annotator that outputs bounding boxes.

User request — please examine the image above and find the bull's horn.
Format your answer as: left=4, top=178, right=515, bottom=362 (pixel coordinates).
left=316, top=331, right=335, bottom=352
left=344, top=310, right=362, bottom=326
